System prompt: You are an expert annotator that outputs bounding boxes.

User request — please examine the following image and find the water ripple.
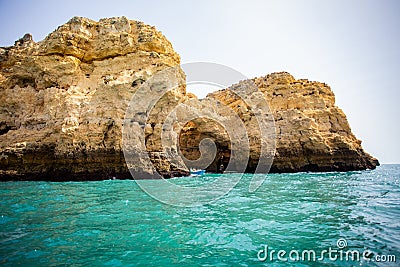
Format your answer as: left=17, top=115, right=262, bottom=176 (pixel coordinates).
left=0, top=165, right=399, bottom=266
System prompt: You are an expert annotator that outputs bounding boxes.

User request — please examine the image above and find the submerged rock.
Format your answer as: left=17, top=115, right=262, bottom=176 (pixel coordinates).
left=0, top=17, right=378, bottom=181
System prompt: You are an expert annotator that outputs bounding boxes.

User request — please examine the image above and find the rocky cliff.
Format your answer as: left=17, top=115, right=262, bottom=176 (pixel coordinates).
left=200, top=73, right=379, bottom=172
left=0, top=16, right=189, bottom=180
left=0, top=17, right=378, bottom=181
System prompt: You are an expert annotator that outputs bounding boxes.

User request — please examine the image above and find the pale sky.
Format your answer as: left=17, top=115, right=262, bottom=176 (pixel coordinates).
left=0, top=0, right=399, bottom=163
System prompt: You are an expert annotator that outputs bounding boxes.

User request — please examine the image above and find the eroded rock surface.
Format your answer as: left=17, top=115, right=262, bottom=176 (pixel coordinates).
left=0, top=16, right=188, bottom=180
left=0, top=17, right=378, bottom=181
left=196, top=72, right=379, bottom=172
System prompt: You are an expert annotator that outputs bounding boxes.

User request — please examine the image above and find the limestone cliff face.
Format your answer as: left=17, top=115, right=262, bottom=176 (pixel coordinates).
left=0, top=17, right=378, bottom=181
left=0, top=16, right=188, bottom=180
left=202, top=72, right=379, bottom=172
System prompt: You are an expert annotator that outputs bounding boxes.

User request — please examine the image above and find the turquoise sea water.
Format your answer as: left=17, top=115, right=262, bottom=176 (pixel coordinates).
left=1, top=165, right=399, bottom=266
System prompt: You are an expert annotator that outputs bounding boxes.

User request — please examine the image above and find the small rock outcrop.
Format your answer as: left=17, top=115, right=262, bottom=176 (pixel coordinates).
left=0, top=17, right=378, bottom=181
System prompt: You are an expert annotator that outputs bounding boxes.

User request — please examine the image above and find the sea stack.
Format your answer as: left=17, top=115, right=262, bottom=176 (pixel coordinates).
left=0, top=17, right=378, bottom=181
